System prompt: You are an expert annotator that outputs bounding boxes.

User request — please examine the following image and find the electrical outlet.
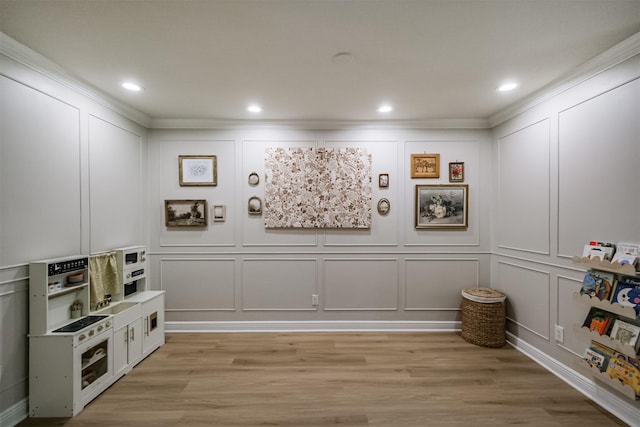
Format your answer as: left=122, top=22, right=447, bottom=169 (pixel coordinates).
left=312, top=294, right=319, bottom=307
left=555, top=325, right=564, bottom=343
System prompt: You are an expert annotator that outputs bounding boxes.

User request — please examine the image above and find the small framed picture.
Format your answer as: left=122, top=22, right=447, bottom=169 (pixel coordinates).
left=377, top=198, right=391, bottom=215
left=449, top=162, right=464, bottom=182
left=378, top=173, right=389, bottom=188
left=248, top=196, right=262, bottom=215
left=179, top=155, right=217, bottom=186
left=248, top=172, right=260, bottom=186
left=411, top=154, right=440, bottom=178
left=212, top=205, right=226, bottom=222
left=165, top=199, right=207, bottom=227
left=415, top=184, right=468, bottom=229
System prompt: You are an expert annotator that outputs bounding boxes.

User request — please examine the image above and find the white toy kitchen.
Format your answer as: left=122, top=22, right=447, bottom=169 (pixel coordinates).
left=28, top=246, right=164, bottom=417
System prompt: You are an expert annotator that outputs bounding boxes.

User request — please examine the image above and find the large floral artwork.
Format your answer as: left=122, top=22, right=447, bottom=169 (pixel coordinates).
left=264, top=147, right=372, bottom=229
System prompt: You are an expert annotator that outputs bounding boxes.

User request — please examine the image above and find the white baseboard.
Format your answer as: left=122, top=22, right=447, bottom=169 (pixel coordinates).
left=166, top=320, right=461, bottom=333
left=506, top=332, right=640, bottom=427
left=0, top=398, right=27, bottom=427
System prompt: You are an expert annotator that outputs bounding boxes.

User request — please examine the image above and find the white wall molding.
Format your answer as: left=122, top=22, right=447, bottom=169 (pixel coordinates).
left=0, top=32, right=151, bottom=128
left=489, top=32, right=640, bottom=127
left=0, top=398, right=27, bottom=427
left=507, top=332, right=640, bottom=427
left=149, top=117, right=491, bottom=130
left=166, top=320, right=460, bottom=333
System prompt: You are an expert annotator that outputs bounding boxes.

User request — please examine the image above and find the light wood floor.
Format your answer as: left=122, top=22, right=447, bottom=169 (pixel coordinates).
left=19, top=332, right=626, bottom=426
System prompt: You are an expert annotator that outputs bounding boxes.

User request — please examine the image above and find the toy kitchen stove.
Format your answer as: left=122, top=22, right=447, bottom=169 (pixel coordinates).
left=28, top=255, right=115, bottom=417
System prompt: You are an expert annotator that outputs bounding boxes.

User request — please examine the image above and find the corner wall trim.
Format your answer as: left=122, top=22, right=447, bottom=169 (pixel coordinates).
left=0, top=398, right=28, bottom=427
left=506, top=332, right=640, bottom=427
left=165, top=320, right=461, bottom=333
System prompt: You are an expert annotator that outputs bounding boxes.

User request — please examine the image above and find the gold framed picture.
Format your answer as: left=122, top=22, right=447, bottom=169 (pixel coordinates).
left=165, top=199, right=208, bottom=227
left=410, top=154, right=440, bottom=178
left=179, top=155, right=217, bottom=186
left=415, top=184, right=468, bottom=229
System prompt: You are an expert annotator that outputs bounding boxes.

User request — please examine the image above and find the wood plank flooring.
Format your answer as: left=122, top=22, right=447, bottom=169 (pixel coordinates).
left=18, top=332, right=627, bottom=426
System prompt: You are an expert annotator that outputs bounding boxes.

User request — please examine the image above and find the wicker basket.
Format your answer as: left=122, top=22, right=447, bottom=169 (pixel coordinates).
left=461, top=287, right=507, bottom=348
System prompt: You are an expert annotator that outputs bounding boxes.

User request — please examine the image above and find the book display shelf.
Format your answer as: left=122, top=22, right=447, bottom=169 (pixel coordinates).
left=573, top=257, right=640, bottom=400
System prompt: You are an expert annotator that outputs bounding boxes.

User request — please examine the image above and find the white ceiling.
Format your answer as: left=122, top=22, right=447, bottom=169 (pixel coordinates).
left=1, top=0, right=639, bottom=126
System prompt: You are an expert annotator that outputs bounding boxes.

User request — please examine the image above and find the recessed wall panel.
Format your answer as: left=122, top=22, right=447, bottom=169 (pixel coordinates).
left=403, top=140, right=481, bottom=246
left=497, top=120, right=550, bottom=254
left=89, top=115, right=143, bottom=251
left=0, top=77, right=81, bottom=265
left=158, top=140, right=236, bottom=247
left=242, top=259, right=317, bottom=310
left=496, top=261, right=550, bottom=339
left=161, top=259, right=235, bottom=310
left=404, top=259, right=479, bottom=310
left=324, top=259, right=398, bottom=310
left=558, top=79, right=640, bottom=256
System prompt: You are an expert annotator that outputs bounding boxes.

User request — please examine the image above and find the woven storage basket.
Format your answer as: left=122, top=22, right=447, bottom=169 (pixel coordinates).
left=461, top=287, right=506, bottom=348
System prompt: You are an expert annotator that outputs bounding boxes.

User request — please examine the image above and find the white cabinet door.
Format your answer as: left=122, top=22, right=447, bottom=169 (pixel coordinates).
left=113, top=325, right=129, bottom=378
left=141, top=294, right=165, bottom=356
left=127, top=317, right=144, bottom=366
left=113, top=317, right=144, bottom=378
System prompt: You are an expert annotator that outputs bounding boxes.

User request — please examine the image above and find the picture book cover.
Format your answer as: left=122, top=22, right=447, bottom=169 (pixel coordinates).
left=582, top=307, right=615, bottom=335
left=580, top=271, right=615, bottom=300
left=610, top=319, right=640, bottom=352
left=610, top=280, right=640, bottom=315
left=592, top=271, right=615, bottom=300
left=584, top=348, right=607, bottom=372
left=606, top=355, right=640, bottom=396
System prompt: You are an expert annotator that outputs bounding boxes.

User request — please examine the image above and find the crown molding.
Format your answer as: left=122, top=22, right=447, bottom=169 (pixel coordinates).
left=489, top=32, right=640, bottom=128
left=149, top=117, right=490, bottom=130
left=0, top=32, right=151, bottom=127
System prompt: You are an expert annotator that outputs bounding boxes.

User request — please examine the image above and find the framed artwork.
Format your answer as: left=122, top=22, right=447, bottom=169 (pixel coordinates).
left=411, top=154, right=440, bottom=178
left=248, top=196, right=262, bottom=215
left=248, top=172, right=260, bottom=186
left=212, top=205, right=226, bottom=222
left=449, top=162, right=464, bottom=182
left=178, top=155, right=217, bottom=186
left=165, top=199, right=207, bottom=227
left=377, top=198, right=390, bottom=215
left=378, top=173, right=389, bottom=188
left=415, top=184, right=468, bottom=229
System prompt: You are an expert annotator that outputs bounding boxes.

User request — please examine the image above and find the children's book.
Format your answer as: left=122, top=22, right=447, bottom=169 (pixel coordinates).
left=594, top=271, right=615, bottom=300
left=606, top=354, right=640, bottom=397
left=582, top=307, right=615, bottom=335
left=584, top=347, right=607, bottom=372
left=610, top=319, right=640, bottom=353
left=579, top=271, right=599, bottom=297
left=610, top=280, right=640, bottom=315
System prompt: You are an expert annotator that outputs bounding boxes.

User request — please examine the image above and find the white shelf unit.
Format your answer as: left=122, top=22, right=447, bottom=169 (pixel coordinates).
left=29, top=255, right=90, bottom=335
left=573, top=257, right=640, bottom=400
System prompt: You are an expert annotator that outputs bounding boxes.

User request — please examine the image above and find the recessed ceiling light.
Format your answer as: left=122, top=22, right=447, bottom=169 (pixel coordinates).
left=247, top=104, right=262, bottom=113
left=377, top=104, right=393, bottom=113
left=497, top=82, right=519, bottom=92
left=332, top=51, right=355, bottom=65
left=121, top=81, right=143, bottom=92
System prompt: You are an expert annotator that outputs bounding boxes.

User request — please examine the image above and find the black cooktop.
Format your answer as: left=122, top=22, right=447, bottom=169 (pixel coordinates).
left=52, top=315, right=108, bottom=333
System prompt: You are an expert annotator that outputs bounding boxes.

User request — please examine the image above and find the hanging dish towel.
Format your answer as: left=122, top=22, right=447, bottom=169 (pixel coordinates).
left=89, top=251, right=121, bottom=309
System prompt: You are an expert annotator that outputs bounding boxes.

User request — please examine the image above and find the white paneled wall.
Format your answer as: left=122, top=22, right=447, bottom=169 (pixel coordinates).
left=497, top=119, right=550, bottom=254
left=557, top=78, right=640, bottom=257
left=491, top=53, right=640, bottom=420
left=1, top=49, right=148, bottom=419
left=148, top=129, right=492, bottom=326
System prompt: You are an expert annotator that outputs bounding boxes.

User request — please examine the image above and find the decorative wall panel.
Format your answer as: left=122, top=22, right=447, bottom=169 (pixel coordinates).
left=264, top=147, right=371, bottom=228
